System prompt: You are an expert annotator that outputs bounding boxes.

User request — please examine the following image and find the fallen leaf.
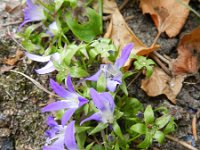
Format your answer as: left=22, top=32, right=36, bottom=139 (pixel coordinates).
left=104, top=8, right=159, bottom=68
left=140, top=0, right=190, bottom=37
left=103, top=0, right=118, bottom=14
left=0, top=65, right=14, bottom=74
left=4, top=50, right=24, bottom=65
left=141, top=67, right=185, bottom=104
left=171, top=27, right=200, bottom=75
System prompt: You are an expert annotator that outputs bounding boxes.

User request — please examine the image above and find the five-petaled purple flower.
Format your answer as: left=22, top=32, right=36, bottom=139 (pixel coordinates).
left=43, top=116, right=78, bottom=150
left=80, top=88, right=115, bottom=125
left=86, top=43, right=133, bottom=92
left=25, top=52, right=60, bottom=74
left=19, top=0, right=46, bottom=29
left=42, top=75, right=88, bottom=126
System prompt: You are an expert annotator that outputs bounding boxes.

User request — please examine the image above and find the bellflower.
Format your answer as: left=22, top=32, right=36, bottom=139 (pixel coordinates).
left=80, top=88, right=115, bottom=125
left=42, top=75, right=88, bottom=126
left=48, top=21, right=60, bottom=36
left=86, top=43, right=133, bottom=92
left=19, top=0, right=46, bottom=29
left=43, top=116, right=78, bottom=150
left=25, top=52, right=60, bottom=74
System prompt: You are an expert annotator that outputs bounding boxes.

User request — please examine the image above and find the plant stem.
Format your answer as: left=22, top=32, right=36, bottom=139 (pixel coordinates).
left=166, top=135, right=198, bottom=150
left=101, top=130, right=108, bottom=149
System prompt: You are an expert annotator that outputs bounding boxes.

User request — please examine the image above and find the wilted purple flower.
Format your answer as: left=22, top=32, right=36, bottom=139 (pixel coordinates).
left=25, top=52, right=60, bottom=74
left=19, top=0, right=46, bottom=29
left=86, top=43, right=133, bottom=92
left=42, top=75, right=88, bottom=126
left=43, top=116, right=78, bottom=150
left=80, top=88, right=115, bottom=125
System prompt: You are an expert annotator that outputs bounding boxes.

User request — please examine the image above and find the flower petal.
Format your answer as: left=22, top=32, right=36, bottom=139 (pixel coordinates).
left=41, top=101, right=71, bottom=112
left=50, top=79, right=73, bottom=98
left=64, top=121, right=78, bottom=150
left=90, top=88, right=106, bottom=111
left=66, top=74, right=75, bottom=92
left=35, top=61, right=56, bottom=74
left=61, top=108, right=76, bottom=126
left=100, top=92, right=115, bottom=112
left=80, top=112, right=102, bottom=125
left=114, top=43, right=133, bottom=68
left=106, top=78, right=120, bottom=92
left=85, top=68, right=102, bottom=81
left=43, top=136, right=65, bottom=150
left=78, top=97, right=89, bottom=107
left=25, top=52, right=50, bottom=62
left=46, top=116, right=58, bottom=127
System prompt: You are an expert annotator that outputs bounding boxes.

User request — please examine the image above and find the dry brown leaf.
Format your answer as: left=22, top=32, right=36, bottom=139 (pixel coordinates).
left=140, top=0, right=190, bottom=37
left=104, top=8, right=159, bottom=68
left=4, top=50, right=24, bottom=65
left=0, top=65, right=14, bottom=74
left=103, top=0, right=118, bottom=14
left=141, top=67, right=185, bottom=104
left=171, top=27, right=200, bottom=75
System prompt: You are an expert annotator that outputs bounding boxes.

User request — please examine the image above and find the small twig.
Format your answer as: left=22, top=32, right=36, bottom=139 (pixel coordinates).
left=192, top=114, right=197, bottom=141
left=10, top=70, right=57, bottom=97
left=151, top=31, right=161, bottom=48
left=1, top=20, right=22, bottom=27
left=127, top=71, right=142, bottom=88
left=150, top=54, right=171, bottom=75
left=119, top=0, right=130, bottom=10
left=125, top=15, right=134, bottom=21
left=153, top=51, right=170, bottom=65
left=7, top=27, right=25, bottom=50
left=166, top=135, right=198, bottom=150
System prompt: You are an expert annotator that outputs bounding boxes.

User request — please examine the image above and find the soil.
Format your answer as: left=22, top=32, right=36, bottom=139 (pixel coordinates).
left=0, top=0, right=200, bottom=150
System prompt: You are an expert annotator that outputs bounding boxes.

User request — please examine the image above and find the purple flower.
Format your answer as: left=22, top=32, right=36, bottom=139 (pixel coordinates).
left=48, top=21, right=60, bottom=36
left=86, top=43, right=133, bottom=92
left=25, top=52, right=60, bottom=74
left=80, top=88, right=115, bottom=125
left=19, top=0, right=46, bottom=29
left=43, top=116, right=78, bottom=150
left=42, top=75, right=88, bottom=126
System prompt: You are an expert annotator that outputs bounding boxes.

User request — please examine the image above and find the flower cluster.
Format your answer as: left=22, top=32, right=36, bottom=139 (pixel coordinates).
left=40, top=43, right=133, bottom=149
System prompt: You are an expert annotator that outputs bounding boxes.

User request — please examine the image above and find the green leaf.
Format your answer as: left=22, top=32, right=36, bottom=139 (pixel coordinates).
left=114, top=109, right=124, bottom=120
left=86, top=142, right=94, bottom=150
left=120, top=81, right=128, bottom=96
left=63, top=44, right=79, bottom=65
left=76, top=132, right=86, bottom=149
left=70, top=66, right=89, bottom=78
left=137, top=134, right=152, bottom=149
left=144, top=105, right=154, bottom=125
left=130, top=123, right=147, bottom=134
left=153, top=131, right=165, bottom=144
left=89, top=123, right=108, bottom=135
left=22, top=40, right=40, bottom=52
left=163, top=117, right=176, bottom=134
left=97, top=73, right=106, bottom=92
left=55, top=109, right=65, bottom=120
left=75, top=126, right=92, bottom=133
left=92, top=144, right=105, bottom=150
left=155, top=114, right=171, bottom=129
left=113, top=122, right=124, bottom=140
left=65, top=7, right=102, bottom=42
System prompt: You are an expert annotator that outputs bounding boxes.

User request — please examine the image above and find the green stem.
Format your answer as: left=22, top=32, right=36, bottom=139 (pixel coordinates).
left=101, top=130, right=108, bottom=149
left=128, top=134, right=142, bottom=142
left=98, top=0, right=103, bottom=33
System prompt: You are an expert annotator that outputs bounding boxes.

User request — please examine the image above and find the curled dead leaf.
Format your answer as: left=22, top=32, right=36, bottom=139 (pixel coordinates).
left=103, top=0, right=118, bottom=14
left=104, top=8, right=159, bottom=68
left=171, top=27, right=200, bottom=75
left=141, top=67, right=185, bottom=104
left=140, top=0, right=190, bottom=37
left=4, top=50, right=24, bottom=65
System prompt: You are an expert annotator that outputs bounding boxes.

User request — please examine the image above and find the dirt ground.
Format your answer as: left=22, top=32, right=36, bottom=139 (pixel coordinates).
left=0, top=0, right=200, bottom=150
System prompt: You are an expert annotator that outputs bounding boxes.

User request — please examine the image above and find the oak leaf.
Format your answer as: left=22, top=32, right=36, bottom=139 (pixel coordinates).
left=140, top=0, right=190, bottom=37
left=141, top=67, right=185, bottom=104
left=171, top=27, right=200, bottom=75
left=104, top=8, right=159, bottom=68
